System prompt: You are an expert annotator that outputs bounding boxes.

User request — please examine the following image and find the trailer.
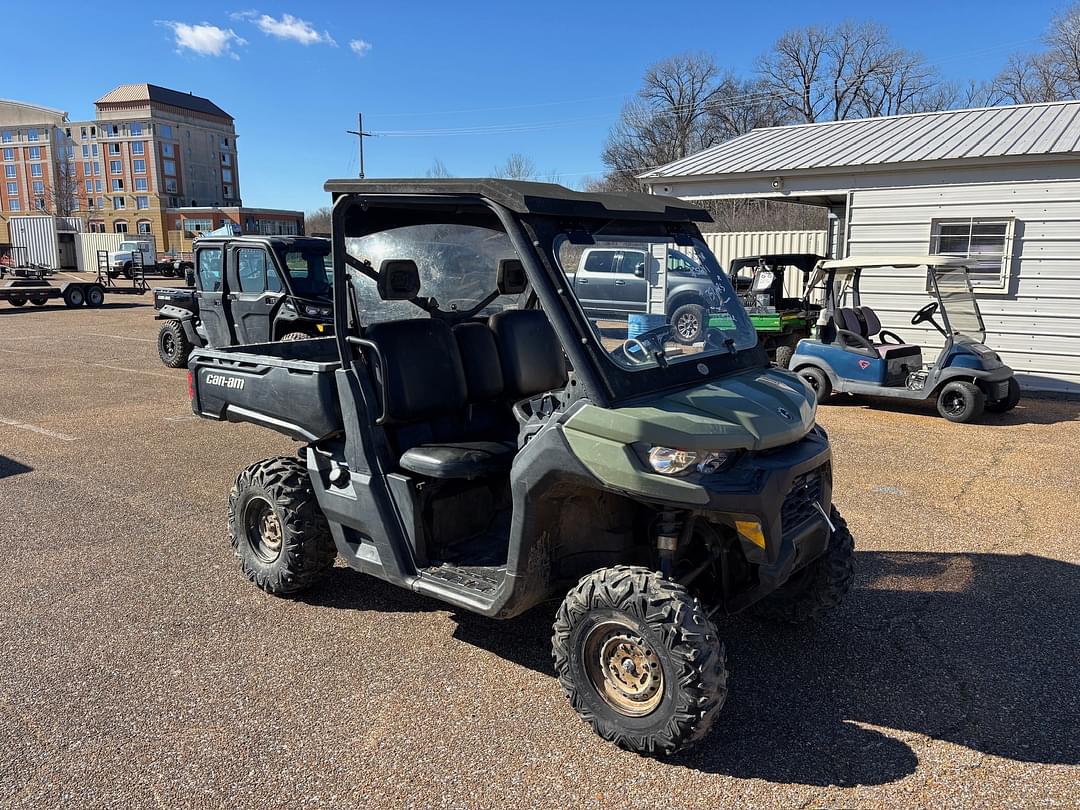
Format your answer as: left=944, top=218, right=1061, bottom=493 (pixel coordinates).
left=0, top=250, right=149, bottom=308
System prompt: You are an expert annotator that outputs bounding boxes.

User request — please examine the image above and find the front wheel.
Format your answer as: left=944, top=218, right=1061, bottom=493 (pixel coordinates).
left=937, top=380, right=985, bottom=423
left=228, top=456, right=336, bottom=596
left=797, top=366, right=831, bottom=402
left=8, top=294, right=26, bottom=307
left=985, top=377, right=1021, bottom=413
left=158, top=320, right=192, bottom=368
left=552, top=565, right=728, bottom=755
left=670, top=303, right=705, bottom=345
left=29, top=295, right=48, bottom=307
left=62, top=286, right=85, bottom=307
left=753, top=506, right=855, bottom=623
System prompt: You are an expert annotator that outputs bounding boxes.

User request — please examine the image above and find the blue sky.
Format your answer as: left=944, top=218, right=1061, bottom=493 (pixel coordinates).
left=3, top=1, right=1065, bottom=212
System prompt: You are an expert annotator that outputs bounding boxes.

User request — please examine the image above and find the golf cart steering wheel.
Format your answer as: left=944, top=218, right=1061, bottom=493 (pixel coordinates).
left=621, top=324, right=671, bottom=365
left=911, top=301, right=939, bottom=326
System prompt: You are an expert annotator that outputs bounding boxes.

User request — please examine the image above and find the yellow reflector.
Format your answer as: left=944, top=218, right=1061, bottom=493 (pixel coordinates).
left=315, top=324, right=325, bottom=333
left=735, top=519, right=766, bottom=549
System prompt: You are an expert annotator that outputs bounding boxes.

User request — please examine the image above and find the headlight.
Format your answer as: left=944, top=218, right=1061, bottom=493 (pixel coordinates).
left=319, top=307, right=332, bottom=318
left=303, top=304, right=321, bottom=316
left=646, top=447, right=733, bottom=475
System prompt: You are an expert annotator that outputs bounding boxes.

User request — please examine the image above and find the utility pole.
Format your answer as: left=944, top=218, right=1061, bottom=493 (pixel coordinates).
left=346, top=113, right=373, bottom=179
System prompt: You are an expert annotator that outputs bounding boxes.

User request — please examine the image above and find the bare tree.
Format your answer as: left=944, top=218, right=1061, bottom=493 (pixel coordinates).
left=305, top=206, right=332, bottom=235
left=599, top=52, right=792, bottom=191
left=758, top=21, right=946, bottom=122
left=493, top=153, right=536, bottom=180
left=426, top=158, right=452, bottom=178
left=40, top=152, right=79, bottom=217
left=992, top=3, right=1080, bottom=103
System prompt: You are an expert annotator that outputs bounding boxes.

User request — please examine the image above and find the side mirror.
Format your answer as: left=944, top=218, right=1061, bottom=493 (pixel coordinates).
left=634, top=262, right=645, bottom=278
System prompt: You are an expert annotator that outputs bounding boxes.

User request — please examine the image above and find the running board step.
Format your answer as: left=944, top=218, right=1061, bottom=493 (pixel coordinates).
left=419, top=564, right=505, bottom=596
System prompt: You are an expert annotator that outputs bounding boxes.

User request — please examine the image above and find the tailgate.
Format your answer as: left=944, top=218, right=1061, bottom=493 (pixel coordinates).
left=190, top=339, right=343, bottom=441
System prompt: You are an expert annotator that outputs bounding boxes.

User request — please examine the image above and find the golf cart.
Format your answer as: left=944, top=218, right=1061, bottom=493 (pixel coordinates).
left=790, top=255, right=1020, bottom=422
left=729, top=253, right=823, bottom=367
left=188, top=179, right=854, bottom=755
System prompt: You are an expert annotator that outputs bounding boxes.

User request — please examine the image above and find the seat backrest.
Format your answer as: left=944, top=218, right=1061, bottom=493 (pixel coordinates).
left=858, top=306, right=882, bottom=337
left=452, top=321, right=504, bottom=402
left=835, top=307, right=863, bottom=335
left=365, top=318, right=467, bottom=423
left=489, top=310, right=568, bottom=399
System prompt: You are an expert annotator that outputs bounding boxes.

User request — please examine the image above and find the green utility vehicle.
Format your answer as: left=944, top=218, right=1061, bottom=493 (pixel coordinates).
left=187, top=180, right=855, bottom=755
left=729, top=254, right=823, bottom=367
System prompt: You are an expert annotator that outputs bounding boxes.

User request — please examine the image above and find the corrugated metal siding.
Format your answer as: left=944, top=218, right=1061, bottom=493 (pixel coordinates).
left=705, top=230, right=828, bottom=296
left=56, top=217, right=82, bottom=233
left=74, top=233, right=123, bottom=274
left=643, top=101, right=1080, bottom=179
left=8, top=216, right=58, bottom=268
left=847, top=179, right=1080, bottom=393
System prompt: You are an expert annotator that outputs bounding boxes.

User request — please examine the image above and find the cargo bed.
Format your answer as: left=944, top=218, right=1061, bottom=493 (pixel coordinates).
left=190, top=337, right=344, bottom=441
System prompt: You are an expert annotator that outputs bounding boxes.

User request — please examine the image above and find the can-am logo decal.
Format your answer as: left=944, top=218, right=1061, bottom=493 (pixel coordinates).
left=205, top=373, right=245, bottom=390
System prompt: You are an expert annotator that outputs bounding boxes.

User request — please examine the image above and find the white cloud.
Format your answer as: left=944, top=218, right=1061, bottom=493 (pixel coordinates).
left=160, top=21, right=246, bottom=58
left=349, top=39, right=372, bottom=57
left=254, top=13, right=336, bottom=46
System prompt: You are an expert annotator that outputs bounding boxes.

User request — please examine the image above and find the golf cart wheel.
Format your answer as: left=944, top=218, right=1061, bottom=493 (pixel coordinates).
left=985, top=377, right=1021, bottom=414
left=280, top=331, right=310, bottom=342
left=122, top=262, right=133, bottom=279
left=228, top=456, right=336, bottom=596
left=158, top=320, right=192, bottom=368
left=670, top=303, right=705, bottom=345
left=552, top=565, right=728, bottom=755
left=85, top=285, right=105, bottom=308
left=773, top=344, right=795, bottom=369
left=8, top=294, right=27, bottom=307
left=29, top=294, right=48, bottom=307
left=754, top=506, right=855, bottom=623
left=937, top=381, right=985, bottom=423
left=797, top=366, right=831, bottom=402
left=62, top=286, right=85, bottom=307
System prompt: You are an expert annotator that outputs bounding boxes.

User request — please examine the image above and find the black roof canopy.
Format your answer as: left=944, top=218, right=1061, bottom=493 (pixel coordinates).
left=323, top=178, right=712, bottom=223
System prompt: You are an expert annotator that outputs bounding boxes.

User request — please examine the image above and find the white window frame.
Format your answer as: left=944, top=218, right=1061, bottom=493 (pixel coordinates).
left=136, top=196, right=149, bottom=210
left=133, top=159, right=146, bottom=174
left=929, top=217, right=1016, bottom=293
left=134, top=177, right=148, bottom=191
left=30, top=164, right=42, bottom=177
left=8, top=198, right=20, bottom=211
left=113, top=196, right=125, bottom=209
left=28, top=146, right=40, bottom=160
left=131, top=142, right=144, bottom=156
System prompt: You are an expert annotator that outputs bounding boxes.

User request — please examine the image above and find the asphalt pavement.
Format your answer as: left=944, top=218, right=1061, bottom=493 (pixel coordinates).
left=0, top=290, right=1077, bottom=808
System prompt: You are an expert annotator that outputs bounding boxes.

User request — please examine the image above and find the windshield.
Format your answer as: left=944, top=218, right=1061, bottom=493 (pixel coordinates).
left=931, top=266, right=986, bottom=342
left=277, top=243, right=332, bottom=298
left=556, top=233, right=757, bottom=372
left=119, top=242, right=146, bottom=252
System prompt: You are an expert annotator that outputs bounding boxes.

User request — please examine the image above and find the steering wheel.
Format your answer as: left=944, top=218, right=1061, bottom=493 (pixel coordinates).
left=621, top=324, right=671, bottom=365
left=911, top=301, right=939, bottom=326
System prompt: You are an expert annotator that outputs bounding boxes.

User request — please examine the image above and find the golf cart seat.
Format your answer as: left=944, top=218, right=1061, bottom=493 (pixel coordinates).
left=858, top=306, right=921, bottom=360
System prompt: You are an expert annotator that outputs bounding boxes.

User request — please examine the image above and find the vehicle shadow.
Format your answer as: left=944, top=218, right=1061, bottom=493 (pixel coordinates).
left=0, top=301, right=148, bottom=314
left=0, top=455, right=33, bottom=478
left=303, top=551, right=1079, bottom=786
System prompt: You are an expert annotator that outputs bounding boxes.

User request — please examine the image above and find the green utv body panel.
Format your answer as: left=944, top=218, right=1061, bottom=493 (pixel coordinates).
left=747, top=312, right=809, bottom=333
left=563, top=367, right=815, bottom=503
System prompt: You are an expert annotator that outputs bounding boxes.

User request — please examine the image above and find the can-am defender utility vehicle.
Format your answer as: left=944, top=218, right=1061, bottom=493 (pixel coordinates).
left=729, top=253, right=823, bottom=368
left=154, top=235, right=334, bottom=368
left=791, top=255, right=1020, bottom=422
left=188, top=180, right=855, bottom=755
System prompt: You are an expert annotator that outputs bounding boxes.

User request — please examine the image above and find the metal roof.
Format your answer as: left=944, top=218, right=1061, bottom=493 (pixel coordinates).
left=95, top=84, right=231, bottom=119
left=641, top=101, right=1080, bottom=179
left=324, top=178, right=713, bottom=222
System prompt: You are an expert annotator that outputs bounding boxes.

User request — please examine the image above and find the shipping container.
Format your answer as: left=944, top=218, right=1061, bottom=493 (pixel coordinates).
left=8, top=216, right=59, bottom=269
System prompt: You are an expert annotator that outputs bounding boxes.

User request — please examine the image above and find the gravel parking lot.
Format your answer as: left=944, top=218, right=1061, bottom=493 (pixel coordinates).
left=1, top=291, right=1077, bottom=809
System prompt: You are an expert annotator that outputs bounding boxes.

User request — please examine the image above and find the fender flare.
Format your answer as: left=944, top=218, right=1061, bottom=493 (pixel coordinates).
left=159, top=314, right=205, bottom=348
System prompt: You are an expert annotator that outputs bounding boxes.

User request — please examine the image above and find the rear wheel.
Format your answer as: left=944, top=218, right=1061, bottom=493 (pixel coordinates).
left=158, top=320, right=192, bottom=368
left=937, top=380, right=985, bottom=423
left=8, top=294, right=27, bottom=307
left=797, top=366, right=831, bottom=402
left=228, top=456, right=336, bottom=595
left=62, top=286, right=85, bottom=307
left=773, top=343, right=795, bottom=369
left=29, top=295, right=48, bottom=307
left=670, top=303, right=706, bottom=345
left=552, top=565, right=728, bottom=755
left=985, top=377, right=1021, bottom=413
left=85, top=285, right=105, bottom=308
left=754, top=506, right=855, bottom=623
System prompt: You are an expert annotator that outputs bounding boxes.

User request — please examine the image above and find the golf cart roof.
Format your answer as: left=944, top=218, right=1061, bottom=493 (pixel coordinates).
left=819, top=255, right=970, bottom=271
left=324, top=178, right=712, bottom=223
left=730, top=253, right=824, bottom=271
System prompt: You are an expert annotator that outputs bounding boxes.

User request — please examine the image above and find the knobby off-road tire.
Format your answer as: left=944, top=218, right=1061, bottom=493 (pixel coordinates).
left=754, top=506, right=855, bottom=624
left=228, top=456, right=336, bottom=596
left=280, top=331, right=310, bottom=342
left=984, top=377, right=1021, bottom=414
left=773, top=343, right=795, bottom=369
left=937, top=380, right=985, bottom=423
left=158, top=320, right=192, bottom=368
left=552, top=565, right=728, bottom=756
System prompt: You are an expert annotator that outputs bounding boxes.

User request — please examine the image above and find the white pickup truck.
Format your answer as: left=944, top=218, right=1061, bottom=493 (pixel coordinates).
left=106, top=240, right=192, bottom=279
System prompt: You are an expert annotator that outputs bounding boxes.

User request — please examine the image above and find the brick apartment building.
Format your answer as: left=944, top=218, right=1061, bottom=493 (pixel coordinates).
left=0, top=84, right=302, bottom=252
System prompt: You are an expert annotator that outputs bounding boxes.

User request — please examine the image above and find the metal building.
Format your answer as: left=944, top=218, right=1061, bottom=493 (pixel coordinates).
left=641, top=100, right=1080, bottom=393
